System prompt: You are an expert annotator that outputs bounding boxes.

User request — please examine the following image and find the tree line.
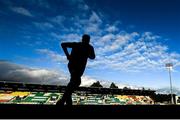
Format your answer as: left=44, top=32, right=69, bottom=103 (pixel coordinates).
left=90, top=81, right=118, bottom=89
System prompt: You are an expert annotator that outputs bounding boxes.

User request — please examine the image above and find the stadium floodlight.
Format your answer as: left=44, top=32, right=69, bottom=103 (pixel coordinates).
left=165, top=63, right=174, bottom=105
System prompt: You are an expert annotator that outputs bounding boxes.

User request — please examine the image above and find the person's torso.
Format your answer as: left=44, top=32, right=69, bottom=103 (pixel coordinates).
left=69, top=42, right=90, bottom=68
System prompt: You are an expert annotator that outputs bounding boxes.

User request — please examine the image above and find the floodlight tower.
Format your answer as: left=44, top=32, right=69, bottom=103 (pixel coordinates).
left=165, top=63, right=174, bottom=105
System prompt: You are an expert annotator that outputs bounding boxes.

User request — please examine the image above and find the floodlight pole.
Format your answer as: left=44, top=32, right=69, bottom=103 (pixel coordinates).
left=166, top=63, right=174, bottom=105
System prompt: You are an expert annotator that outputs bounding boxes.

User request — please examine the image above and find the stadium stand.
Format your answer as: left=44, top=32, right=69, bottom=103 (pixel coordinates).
left=1, top=81, right=180, bottom=119
left=0, top=81, right=155, bottom=105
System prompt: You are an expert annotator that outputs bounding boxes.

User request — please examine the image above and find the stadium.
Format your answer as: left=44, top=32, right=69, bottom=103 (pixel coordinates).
left=0, top=81, right=179, bottom=105
left=0, top=81, right=180, bottom=118
left=0, top=81, right=156, bottom=105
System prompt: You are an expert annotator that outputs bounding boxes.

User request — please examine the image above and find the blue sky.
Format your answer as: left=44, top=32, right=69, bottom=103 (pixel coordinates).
left=0, top=0, right=180, bottom=89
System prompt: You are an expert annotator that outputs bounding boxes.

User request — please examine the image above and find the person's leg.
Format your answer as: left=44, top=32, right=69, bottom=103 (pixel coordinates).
left=65, top=77, right=81, bottom=105
left=65, top=92, right=73, bottom=105
left=63, top=81, right=74, bottom=105
left=56, top=81, right=74, bottom=105
left=57, top=64, right=82, bottom=105
left=57, top=63, right=73, bottom=105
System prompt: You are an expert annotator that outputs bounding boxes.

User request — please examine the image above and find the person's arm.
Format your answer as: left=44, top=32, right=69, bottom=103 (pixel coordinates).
left=88, top=45, right=95, bottom=59
left=61, top=42, right=75, bottom=60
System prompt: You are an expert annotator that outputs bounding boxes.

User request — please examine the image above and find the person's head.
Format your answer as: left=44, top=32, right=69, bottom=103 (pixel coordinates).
left=82, top=34, right=90, bottom=44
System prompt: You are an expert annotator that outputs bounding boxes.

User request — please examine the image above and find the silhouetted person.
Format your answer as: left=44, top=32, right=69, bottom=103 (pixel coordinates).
left=56, top=34, right=95, bottom=105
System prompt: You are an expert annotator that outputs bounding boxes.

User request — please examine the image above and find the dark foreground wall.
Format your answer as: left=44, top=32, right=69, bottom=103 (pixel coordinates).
left=0, top=104, right=180, bottom=119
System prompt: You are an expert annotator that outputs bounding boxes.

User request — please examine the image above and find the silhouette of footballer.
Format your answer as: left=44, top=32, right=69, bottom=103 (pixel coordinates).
left=56, top=34, right=95, bottom=105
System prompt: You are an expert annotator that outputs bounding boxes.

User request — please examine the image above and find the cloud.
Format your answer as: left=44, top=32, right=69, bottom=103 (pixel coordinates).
left=8, top=0, right=179, bottom=74
left=71, top=11, right=102, bottom=34
left=89, top=11, right=102, bottom=24
left=81, top=75, right=146, bottom=90
left=36, top=49, right=67, bottom=64
left=49, top=32, right=82, bottom=43
left=67, top=0, right=89, bottom=11
left=0, top=61, right=98, bottom=86
left=48, top=5, right=180, bottom=73
left=0, top=61, right=139, bottom=88
left=0, top=61, right=68, bottom=85
left=32, top=6, right=180, bottom=73
left=35, top=0, right=50, bottom=9
left=80, top=76, right=97, bottom=87
left=11, top=7, right=33, bottom=17
left=106, top=25, right=119, bottom=33
left=33, top=22, right=54, bottom=30
left=37, top=30, right=180, bottom=73
left=84, top=11, right=102, bottom=33
left=81, top=76, right=113, bottom=88
left=60, top=33, right=82, bottom=42
left=78, top=4, right=89, bottom=11
left=87, top=31, right=180, bottom=72
left=95, top=32, right=139, bottom=55
left=50, top=32, right=62, bottom=40
left=49, top=15, right=66, bottom=26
